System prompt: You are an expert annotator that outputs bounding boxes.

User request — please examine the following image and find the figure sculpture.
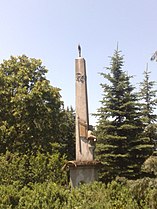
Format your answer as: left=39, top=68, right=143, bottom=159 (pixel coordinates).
left=78, top=44, right=81, bottom=57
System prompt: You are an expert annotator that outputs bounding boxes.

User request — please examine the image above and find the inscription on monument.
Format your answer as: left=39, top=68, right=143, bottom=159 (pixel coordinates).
left=76, top=72, right=85, bottom=83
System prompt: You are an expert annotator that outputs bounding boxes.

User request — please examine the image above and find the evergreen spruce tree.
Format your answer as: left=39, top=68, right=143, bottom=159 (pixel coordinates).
left=95, top=49, right=153, bottom=182
left=138, top=65, right=157, bottom=154
left=139, top=65, right=157, bottom=124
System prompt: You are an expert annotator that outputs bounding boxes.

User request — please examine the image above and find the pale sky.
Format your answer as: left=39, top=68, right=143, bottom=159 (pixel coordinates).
left=0, top=0, right=157, bottom=125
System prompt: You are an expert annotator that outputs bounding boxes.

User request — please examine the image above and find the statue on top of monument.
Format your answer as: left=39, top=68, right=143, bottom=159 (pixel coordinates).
left=78, top=44, right=81, bottom=57
left=151, top=51, right=157, bottom=61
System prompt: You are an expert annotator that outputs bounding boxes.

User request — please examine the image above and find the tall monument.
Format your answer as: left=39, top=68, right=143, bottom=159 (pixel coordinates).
left=66, top=45, right=99, bottom=187
left=75, top=45, right=95, bottom=162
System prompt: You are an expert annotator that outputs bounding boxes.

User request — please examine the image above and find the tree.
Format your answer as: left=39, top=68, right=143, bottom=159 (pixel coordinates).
left=59, top=106, right=75, bottom=160
left=0, top=55, right=64, bottom=154
left=95, top=49, right=153, bottom=182
left=138, top=66, right=157, bottom=154
left=138, top=65, right=157, bottom=125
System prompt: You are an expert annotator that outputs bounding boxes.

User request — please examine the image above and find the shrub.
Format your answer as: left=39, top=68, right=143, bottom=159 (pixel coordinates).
left=67, top=181, right=138, bottom=209
left=0, top=167, right=157, bottom=209
left=146, top=187, right=157, bottom=209
left=127, top=177, right=157, bottom=208
left=0, top=151, right=67, bottom=188
left=18, top=182, right=68, bottom=209
left=0, top=185, right=20, bottom=209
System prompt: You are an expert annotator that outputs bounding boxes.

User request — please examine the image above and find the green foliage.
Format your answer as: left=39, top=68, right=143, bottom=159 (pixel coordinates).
left=67, top=181, right=138, bottom=209
left=146, top=187, right=157, bottom=209
left=95, top=48, right=153, bottom=182
left=18, top=182, right=68, bottom=209
left=0, top=55, right=63, bottom=154
left=0, top=183, right=68, bottom=209
left=59, top=106, right=75, bottom=160
left=127, top=177, right=157, bottom=208
left=2, top=180, right=157, bottom=209
left=138, top=67, right=157, bottom=153
left=0, top=185, right=19, bottom=209
left=138, top=67, right=157, bottom=125
left=0, top=150, right=67, bottom=188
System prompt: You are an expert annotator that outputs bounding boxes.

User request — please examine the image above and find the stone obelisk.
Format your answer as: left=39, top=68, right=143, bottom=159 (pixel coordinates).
left=65, top=45, right=99, bottom=187
left=75, top=45, right=94, bottom=161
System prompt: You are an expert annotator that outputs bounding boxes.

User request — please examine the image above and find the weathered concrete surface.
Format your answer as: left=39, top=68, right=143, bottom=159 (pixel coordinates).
left=69, top=163, right=98, bottom=187
left=68, top=49, right=100, bottom=187
left=75, top=57, right=94, bottom=161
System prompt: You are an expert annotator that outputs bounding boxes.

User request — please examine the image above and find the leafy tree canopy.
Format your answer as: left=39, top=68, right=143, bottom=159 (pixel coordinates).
left=0, top=55, right=64, bottom=154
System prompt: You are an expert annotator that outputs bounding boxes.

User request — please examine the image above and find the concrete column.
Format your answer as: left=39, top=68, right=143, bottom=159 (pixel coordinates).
left=66, top=48, right=100, bottom=188
left=75, top=57, right=93, bottom=161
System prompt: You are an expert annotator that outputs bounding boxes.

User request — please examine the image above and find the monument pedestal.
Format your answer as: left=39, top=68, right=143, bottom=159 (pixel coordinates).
left=68, top=160, right=100, bottom=187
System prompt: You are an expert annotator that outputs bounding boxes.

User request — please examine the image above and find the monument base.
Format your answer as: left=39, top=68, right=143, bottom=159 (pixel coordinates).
left=65, top=160, right=100, bottom=187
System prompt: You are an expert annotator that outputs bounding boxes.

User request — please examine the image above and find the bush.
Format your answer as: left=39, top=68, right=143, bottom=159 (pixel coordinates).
left=127, top=177, right=157, bottom=208
left=0, top=151, right=67, bottom=188
left=0, top=182, right=68, bottom=209
left=18, top=182, right=68, bottom=209
left=67, top=181, right=138, bottom=209
left=0, top=185, right=20, bottom=209
left=146, top=187, right=157, bottom=209
left=0, top=179, right=157, bottom=209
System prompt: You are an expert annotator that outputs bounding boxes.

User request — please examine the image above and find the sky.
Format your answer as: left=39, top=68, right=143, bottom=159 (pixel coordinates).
left=0, top=0, right=157, bottom=125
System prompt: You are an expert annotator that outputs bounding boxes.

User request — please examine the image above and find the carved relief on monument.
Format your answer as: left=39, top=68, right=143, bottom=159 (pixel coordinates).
left=78, top=117, right=88, bottom=139
left=76, top=72, right=86, bottom=83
